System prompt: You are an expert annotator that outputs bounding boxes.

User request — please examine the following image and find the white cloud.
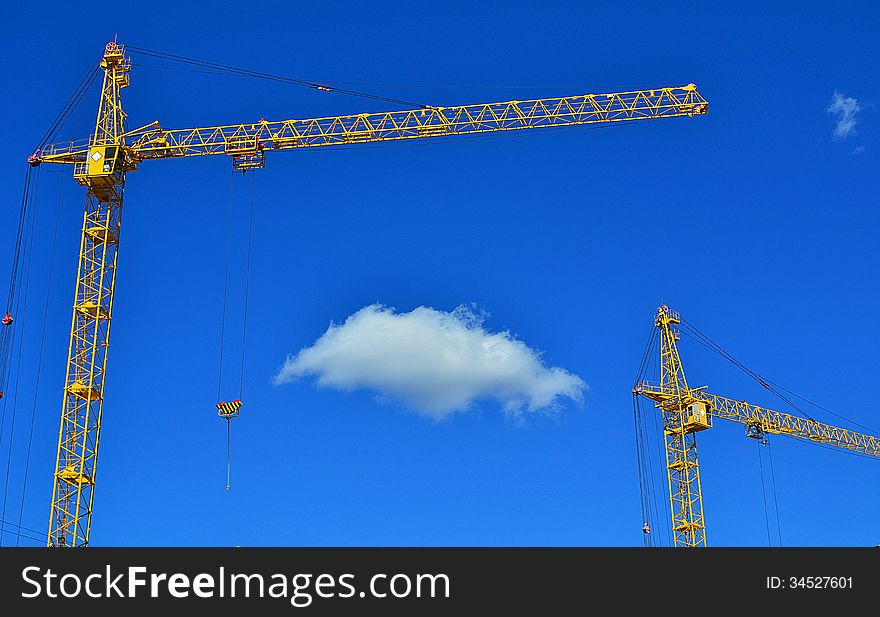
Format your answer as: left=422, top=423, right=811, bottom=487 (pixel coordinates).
left=827, top=91, right=861, bottom=140
left=273, top=304, right=586, bottom=420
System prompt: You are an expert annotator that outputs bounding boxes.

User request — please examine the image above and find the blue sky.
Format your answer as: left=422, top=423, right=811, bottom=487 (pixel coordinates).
left=0, top=1, right=877, bottom=546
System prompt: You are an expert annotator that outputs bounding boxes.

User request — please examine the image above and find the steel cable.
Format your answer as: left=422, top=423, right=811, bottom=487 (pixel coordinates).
left=127, top=46, right=431, bottom=109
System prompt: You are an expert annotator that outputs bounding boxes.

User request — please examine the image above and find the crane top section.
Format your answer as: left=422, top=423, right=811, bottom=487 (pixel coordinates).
left=100, top=41, right=130, bottom=78
left=31, top=41, right=708, bottom=172
left=656, top=304, right=681, bottom=327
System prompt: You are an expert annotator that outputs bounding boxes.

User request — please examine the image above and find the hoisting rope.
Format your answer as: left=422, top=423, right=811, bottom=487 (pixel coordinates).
left=126, top=46, right=434, bottom=110
left=765, top=439, right=783, bottom=546
left=0, top=516, right=45, bottom=545
left=0, top=167, right=40, bottom=421
left=632, top=395, right=649, bottom=546
left=0, top=167, right=40, bottom=548
left=0, top=52, right=99, bottom=546
left=222, top=408, right=233, bottom=486
left=0, top=167, right=33, bottom=394
left=756, top=437, right=784, bottom=547
left=216, top=168, right=235, bottom=406
left=633, top=326, right=655, bottom=546
left=215, top=170, right=257, bottom=491
left=756, top=440, right=772, bottom=546
left=3, top=52, right=100, bottom=382
left=633, top=395, right=662, bottom=547
left=633, top=319, right=671, bottom=547
left=216, top=169, right=235, bottom=491
left=239, top=171, right=256, bottom=398
left=13, top=174, right=64, bottom=547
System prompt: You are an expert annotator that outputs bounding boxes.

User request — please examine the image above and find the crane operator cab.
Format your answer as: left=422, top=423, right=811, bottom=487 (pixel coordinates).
left=681, top=401, right=712, bottom=433
left=74, top=145, right=125, bottom=198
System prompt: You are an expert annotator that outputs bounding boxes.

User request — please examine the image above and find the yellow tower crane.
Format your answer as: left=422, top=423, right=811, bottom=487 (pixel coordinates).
left=633, top=305, right=880, bottom=547
left=30, top=40, right=708, bottom=547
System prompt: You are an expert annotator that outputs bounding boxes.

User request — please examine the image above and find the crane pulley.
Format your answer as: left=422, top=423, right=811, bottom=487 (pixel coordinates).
left=29, top=39, right=708, bottom=546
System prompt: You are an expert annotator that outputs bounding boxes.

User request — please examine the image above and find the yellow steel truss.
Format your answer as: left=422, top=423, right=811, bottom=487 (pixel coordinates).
left=634, top=305, right=880, bottom=547
left=646, top=306, right=707, bottom=547
left=698, top=393, right=880, bottom=456
left=37, top=85, right=708, bottom=167
left=47, top=41, right=128, bottom=547
left=35, top=41, right=708, bottom=547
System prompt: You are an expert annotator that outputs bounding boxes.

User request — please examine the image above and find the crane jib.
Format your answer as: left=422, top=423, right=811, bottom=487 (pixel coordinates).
left=34, top=85, right=708, bottom=169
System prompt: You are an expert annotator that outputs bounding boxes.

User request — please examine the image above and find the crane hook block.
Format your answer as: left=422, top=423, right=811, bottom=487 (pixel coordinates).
left=217, top=399, right=243, bottom=419
left=1, top=312, right=13, bottom=326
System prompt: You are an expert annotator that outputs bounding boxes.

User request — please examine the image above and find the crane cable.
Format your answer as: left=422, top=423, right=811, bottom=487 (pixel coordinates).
left=0, top=516, right=45, bottom=545
left=756, top=440, right=772, bottom=546
left=633, top=321, right=670, bottom=546
left=240, top=171, right=256, bottom=399
left=755, top=437, right=784, bottom=546
left=13, top=174, right=64, bottom=547
left=229, top=172, right=256, bottom=493
left=3, top=51, right=99, bottom=375
left=678, top=317, right=879, bottom=435
left=216, top=170, right=257, bottom=491
left=765, top=439, right=783, bottom=546
left=632, top=395, right=651, bottom=547
left=678, top=319, right=814, bottom=421
left=0, top=167, right=40, bottom=439
left=0, top=167, right=40, bottom=548
left=633, top=394, right=666, bottom=547
left=0, top=167, right=33, bottom=392
left=0, top=53, right=98, bottom=546
left=632, top=326, right=655, bottom=545
left=676, top=328, right=878, bottom=464
left=126, top=46, right=434, bottom=110
left=216, top=168, right=235, bottom=406
left=216, top=169, right=235, bottom=491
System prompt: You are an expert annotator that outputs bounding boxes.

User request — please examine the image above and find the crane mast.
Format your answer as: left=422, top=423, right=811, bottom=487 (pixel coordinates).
left=634, top=305, right=880, bottom=546
left=642, top=306, right=707, bottom=547
left=32, top=41, right=708, bottom=546
left=47, top=41, right=130, bottom=546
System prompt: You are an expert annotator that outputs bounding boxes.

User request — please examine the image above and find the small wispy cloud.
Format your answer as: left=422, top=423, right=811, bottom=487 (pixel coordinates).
left=851, top=145, right=866, bottom=155
left=827, top=91, right=861, bottom=140
left=273, top=304, right=586, bottom=420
